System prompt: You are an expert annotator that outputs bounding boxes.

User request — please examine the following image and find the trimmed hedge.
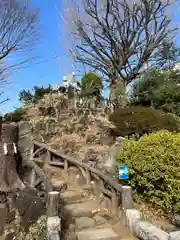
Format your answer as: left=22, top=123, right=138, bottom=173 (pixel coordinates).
left=109, top=106, right=180, bottom=137
left=116, top=131, right=180, bottom=214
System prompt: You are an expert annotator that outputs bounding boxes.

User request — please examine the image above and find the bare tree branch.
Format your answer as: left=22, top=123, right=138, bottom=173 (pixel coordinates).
left=0, top=97, right=9, bottom=105
left=0, top=0, right=39, bottom=105
left=61, top=0, right=178, bottom=101
left=0, top=0, right=39, bottom=58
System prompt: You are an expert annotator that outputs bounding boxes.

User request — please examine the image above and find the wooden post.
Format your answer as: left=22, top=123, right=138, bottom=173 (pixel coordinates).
left=93, top=178, right=103, bottom=197
left=45, top=122, right=51, bottom=135
left=30, top=169, right=36, bottom=188
left=46, top=150, right=51, bottom=164
left=47, top=191, right=60, bottom=217
left=74, top=97, right=77, bottom=109
left=30, top=144, right=34, bottom=160
left=99, top=179, right=104, bottom=189
left=28, top=160, right=52, bottom=192
left=86, top=170, right=91, bottom=185
left=47, top=191, right=61, bottom=240
left=64, top=160, right=68, bottom=173
left=111, top=192, right=119, bottom=216
left=121, top=186, right=133, bottom=210
left=55, top=107, right=59, bottom=122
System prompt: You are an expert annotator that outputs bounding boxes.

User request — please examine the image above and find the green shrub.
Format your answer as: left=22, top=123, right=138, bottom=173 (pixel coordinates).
left=116, top=131, right=180, bottom=214
left=4, top=107, right=25, bottom=122
left=81, top=72, right=103, bottom=98
left=129, top=69, right=180, bottom=116
left=19, top=85, right=52, bottom=105
left=109, top=106, right=180, bottom=137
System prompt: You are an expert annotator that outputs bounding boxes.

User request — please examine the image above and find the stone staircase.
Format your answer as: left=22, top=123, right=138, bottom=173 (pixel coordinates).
left=46, top=165, right=138, bottom=240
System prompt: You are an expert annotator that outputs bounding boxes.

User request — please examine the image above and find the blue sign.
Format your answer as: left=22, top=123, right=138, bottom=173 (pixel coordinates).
left=119, top=166, right=128, bottom=179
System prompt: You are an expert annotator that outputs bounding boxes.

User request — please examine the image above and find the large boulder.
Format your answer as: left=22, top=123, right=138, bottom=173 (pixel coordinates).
left=14, top=187, right=45, bottom=231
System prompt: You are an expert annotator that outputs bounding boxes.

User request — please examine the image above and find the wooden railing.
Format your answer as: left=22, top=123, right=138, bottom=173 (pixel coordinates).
left=25, top=159, right=52, bottom=192
left=31, top=140, right=133, bottom=215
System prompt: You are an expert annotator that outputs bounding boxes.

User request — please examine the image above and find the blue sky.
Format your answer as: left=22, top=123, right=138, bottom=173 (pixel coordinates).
left=1, top=0, right=75, bottom=114
left=1, top=0, right=180, bottom=114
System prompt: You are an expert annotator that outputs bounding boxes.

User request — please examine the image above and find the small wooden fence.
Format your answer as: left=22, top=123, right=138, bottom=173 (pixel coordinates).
left=25, top=146, right=61, bottom=239
left=30, top=140, right=133, bottom=215
left=25, top=159, right=52, bottom=192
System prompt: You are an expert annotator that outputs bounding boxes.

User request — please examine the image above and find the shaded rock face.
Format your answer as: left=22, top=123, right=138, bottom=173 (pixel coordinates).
left=104, top=137, right=124, bottom=175
left=14, top=187, right=45, bottom=231
left=0, top=121, right=45, bottom=235
left=18, top=121, right=32, bottom=160
left=84, top=149, right=98, bottom=167
left=170, top=214, right=180, bottom=226
left=0, top=123, right=25, bottom=193
left=18, top=121, right=31, bottom=137
left=1, top=123, right=19, bottom=144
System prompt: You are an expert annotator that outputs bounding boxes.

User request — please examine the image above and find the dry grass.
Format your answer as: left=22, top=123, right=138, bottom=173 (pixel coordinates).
left=23, top=105, right=39, bottom=120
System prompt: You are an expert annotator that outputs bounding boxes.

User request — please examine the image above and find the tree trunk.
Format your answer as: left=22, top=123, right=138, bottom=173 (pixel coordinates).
left=110, top=79, right=126, bottom=109
left=110, top=81, right=119, bottom=108
left=0, top=123, right=25, bottom=192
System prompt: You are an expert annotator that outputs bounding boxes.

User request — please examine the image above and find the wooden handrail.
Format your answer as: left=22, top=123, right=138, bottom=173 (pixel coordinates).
left=33, top=148, right=44, bottom=158
left=33, top=140, right=122, bottom=193
left=25, top=160, right=52, bottom=192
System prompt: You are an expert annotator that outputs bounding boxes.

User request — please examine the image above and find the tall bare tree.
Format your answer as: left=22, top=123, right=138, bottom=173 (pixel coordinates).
left=0, top=0, right=39, bottom=103
left=62, top=0, right=178, bottom=105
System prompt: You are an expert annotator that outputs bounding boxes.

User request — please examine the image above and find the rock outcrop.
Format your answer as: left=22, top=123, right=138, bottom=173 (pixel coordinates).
left=21, top=107, right=120, bottom=172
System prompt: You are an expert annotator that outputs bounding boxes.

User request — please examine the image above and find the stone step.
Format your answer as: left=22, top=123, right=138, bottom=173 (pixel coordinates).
left=75, top=217, right=96, bottom=230
left=62, top=200, right=104, bottom=218
left=60, top=190, right=86, bottom=204
left=75, top=215, right=107, bottom=230
left=76, top=228, right=119, bottom=240
left=93, top=215, right=107, bottom=225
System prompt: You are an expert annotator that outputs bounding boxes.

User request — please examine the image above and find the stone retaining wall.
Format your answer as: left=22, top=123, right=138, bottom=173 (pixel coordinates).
left=125, top=209, right=180, bottom=240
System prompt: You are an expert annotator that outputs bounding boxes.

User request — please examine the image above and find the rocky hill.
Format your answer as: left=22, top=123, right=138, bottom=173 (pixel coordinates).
left=20, top=101, right=124, bottom=174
